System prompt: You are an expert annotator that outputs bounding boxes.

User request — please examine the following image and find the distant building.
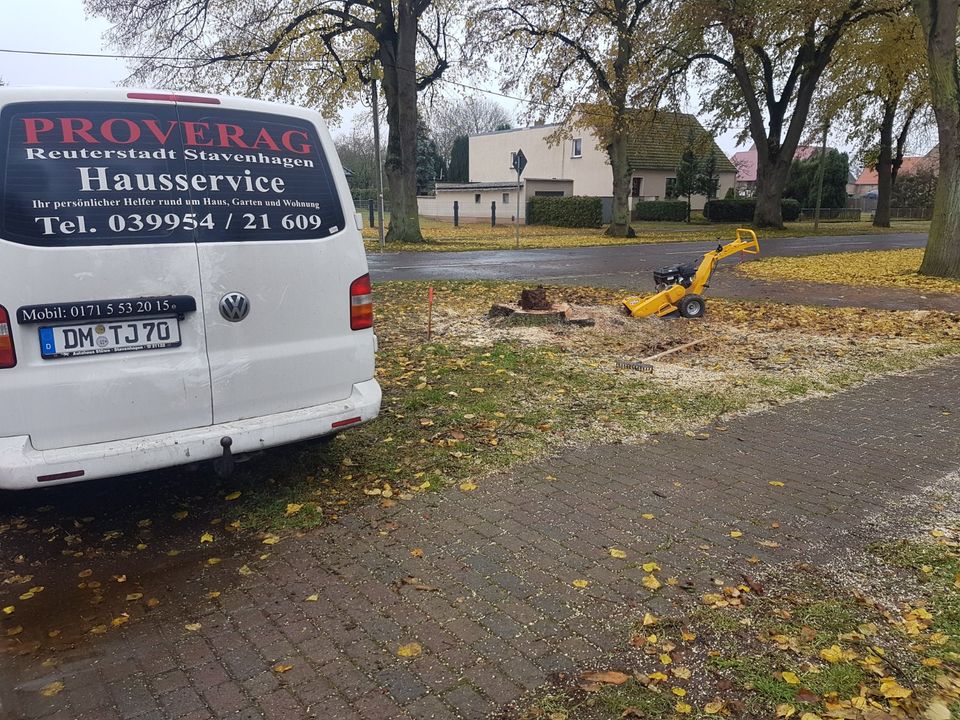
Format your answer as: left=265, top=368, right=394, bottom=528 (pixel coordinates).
left=417, top=111, right=736, bottom=224
left=731, top=143, right=827, bottom=196
left=851, top=147, right=938, bottom=197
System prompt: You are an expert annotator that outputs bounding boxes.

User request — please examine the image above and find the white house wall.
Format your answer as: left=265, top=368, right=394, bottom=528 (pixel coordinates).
left=469, top=126, right=735, bottom=211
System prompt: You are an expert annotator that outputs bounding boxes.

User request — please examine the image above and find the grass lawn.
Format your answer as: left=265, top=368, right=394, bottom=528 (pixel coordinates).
left=361, top=218, right=931, bottom=253
left=517, top=528, right=960, bottom=720
left=226, top=281, right=960, bottom=533
left=740, top=248, right=960, bottom=295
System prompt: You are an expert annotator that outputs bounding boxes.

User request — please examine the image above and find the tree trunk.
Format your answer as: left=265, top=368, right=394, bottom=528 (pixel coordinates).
left=913, top=0, right=960, bottom=277
left=605, top=131, right=635, bottom=237
left=873, top=103, right=895, bottom=228
left=380, top=1, right=425, bottom=244
left=753, top=154, right=791, bottom=228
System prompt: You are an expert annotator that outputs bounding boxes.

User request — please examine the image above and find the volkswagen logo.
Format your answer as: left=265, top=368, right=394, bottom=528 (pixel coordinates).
left=219, top=292, right=250, bottom=322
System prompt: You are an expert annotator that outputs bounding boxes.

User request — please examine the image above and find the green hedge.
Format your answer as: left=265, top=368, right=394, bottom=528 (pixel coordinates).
left=632, top=200, right=688, bottom=222
left=781, top=198, right=801, bottom=221
left=703, top=198, right=802, bottom=222
left=527, top=196, right=602, bottom=228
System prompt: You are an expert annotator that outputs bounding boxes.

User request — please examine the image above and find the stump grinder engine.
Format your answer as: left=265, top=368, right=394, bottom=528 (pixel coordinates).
left=623, top=228, right=759, bottom=319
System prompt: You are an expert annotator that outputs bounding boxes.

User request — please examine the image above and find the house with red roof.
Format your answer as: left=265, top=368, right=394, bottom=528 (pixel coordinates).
left=851, top=147, right=938, bottom=197
left=731, top=143, right=827, bottom=196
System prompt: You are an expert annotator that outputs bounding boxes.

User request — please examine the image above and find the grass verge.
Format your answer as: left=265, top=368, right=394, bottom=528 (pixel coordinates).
left=739, top=248, right=960, bottom=295
left=361, top=219, right=930, bottom=253
left=518, top=532, right=960, bottom=720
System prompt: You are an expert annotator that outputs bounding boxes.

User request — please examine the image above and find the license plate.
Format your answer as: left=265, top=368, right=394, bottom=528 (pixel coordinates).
left=39, top=317, right=181, bottom=359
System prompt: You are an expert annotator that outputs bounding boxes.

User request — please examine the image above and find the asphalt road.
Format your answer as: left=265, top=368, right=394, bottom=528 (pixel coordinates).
left=367, top=232, right=927, bottom=288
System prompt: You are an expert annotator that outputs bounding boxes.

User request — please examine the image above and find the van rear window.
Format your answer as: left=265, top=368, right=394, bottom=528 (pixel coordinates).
left=0, top=101, right=345, bottom=246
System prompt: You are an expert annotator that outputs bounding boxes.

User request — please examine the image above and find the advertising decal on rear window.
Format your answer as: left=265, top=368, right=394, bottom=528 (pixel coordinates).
left=0, top=101, right=345, bottom=246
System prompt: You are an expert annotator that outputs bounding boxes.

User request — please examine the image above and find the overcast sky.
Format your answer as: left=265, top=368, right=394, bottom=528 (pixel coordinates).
left=0, top=0, right=899, bottom=163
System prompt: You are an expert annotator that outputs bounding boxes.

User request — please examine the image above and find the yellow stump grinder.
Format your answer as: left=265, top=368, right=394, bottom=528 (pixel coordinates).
left=622, top=228, right=759, bottom=319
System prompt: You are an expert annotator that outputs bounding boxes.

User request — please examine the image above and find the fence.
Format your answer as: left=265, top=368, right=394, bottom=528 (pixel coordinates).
left=886, top=206, right=934, bottom=220
left=799, top=207, right=862, bottom=222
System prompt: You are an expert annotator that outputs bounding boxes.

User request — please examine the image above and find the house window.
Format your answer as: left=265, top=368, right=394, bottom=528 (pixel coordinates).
left=503, top=193, right=510, bottom=204
left=474, top=193, right=481, bottom=204
left=571, top=138, right=583, bottom=158
left=665, top=177, right=678, bottom=199
left=631, top=177, right=643, bottom=198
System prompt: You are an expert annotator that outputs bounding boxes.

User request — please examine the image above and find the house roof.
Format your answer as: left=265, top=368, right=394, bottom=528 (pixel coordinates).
left=625, top=112, right=736, bottom=174
left=854, top=155, right=935, bottom=186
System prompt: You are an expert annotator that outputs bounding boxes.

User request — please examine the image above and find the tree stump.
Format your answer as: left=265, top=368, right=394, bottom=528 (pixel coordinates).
left=519, top=285, right=551, bottom=310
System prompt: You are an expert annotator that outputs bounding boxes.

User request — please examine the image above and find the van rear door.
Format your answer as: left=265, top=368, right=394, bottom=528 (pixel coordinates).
left=177, top=104, right=369, bottom=423
left=0, top=95, right=212, bottom=451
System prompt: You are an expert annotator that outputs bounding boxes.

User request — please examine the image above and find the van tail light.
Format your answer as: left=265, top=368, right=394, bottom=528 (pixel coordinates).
left=350, top=274, right=374, bottom=330
left=0, top=305, right=16, bottom=368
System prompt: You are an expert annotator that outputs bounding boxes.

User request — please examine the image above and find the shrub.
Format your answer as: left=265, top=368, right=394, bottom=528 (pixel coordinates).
left=632, top=200, right=688, bottom=222
left=703, top=198, right=803, bottom=223
left=702, top=199, right=755, bottom=222
left=527, top=196, right=602, bottom=228
left=781, top=198, right=801, bottom=222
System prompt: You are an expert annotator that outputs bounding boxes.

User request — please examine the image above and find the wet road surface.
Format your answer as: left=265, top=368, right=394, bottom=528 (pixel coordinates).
left=367, top=232, right=927, bottom=287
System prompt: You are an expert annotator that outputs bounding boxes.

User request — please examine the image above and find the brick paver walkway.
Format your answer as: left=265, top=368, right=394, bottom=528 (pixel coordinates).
left=4, top=359, right=959, bottom=720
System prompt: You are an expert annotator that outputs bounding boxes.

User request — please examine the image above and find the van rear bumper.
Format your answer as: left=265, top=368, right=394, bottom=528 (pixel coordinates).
left=0, top=379, right=381, bottom=490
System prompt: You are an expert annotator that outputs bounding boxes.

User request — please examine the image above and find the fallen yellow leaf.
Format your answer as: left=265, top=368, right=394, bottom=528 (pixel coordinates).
left=224, top=491, right=241, bottom=501
left=642, top=562, right=660, bottom=573
left=410, top=548, right=424, bottom=558
left=40, top=681, right=64, bottom=697
left=648, top=671, right=668, bottom=682
left=879, top=678, right=912, bottom=699
left=238, top=565, right=253, bottom=576
left=730, top=530, right=743, bottom=538
left=768, top=481, right=785, bottom=487
left=781, top=671, right=800, bottom=685
left=305, top=594, right=319, bottom=602
left=459, top=481, right=478, bottom=492
left=262, top=534, right=280, bottom=545
left=675, top=702, right=692, bottom=715
left=2, top=606, right=13, bottom=615
left=572, top=579, right=590, bottom=589
left=609, top=548, right=627, bottom=559
left=146, top=598, right=160, bottom=608
left=642, top=574, right=662, bottom=590
left=396, top=642, right=423, bottom=658
left=641, top=513, right=655, bottom=520
left=273, top=663, right=294, bottom=673
left=284, top=503, right=303, bottom=517
left=172, top=510, right=188, bottom=520
left=642, top=613, right=658, bottom=626
left=199, top=532, right=214, bottom=543
left=672, top=667, right=691, bottom=680
left=776, top=703, right=796, bottom=718
left=125, top=593, right=143, bottom=601
left=184, top=623, right=202, bottom=632
left=6, top=625, right=23, bottom=637
left=704, top=700, right=724, bottom=715
left=672, top=687, right=687, bottom=696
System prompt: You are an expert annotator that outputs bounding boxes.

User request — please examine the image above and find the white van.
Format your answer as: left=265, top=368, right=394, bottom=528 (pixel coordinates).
left=0, top=88, right=380, bottom=490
